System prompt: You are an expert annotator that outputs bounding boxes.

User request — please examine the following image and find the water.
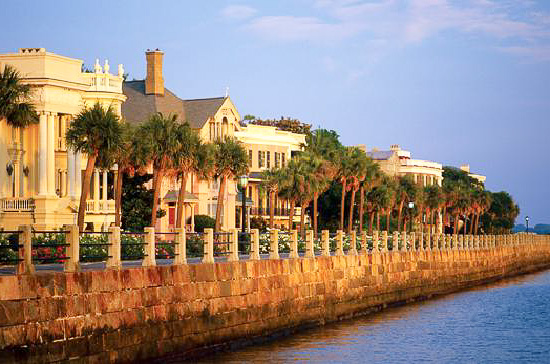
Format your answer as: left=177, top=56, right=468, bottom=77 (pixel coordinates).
left=200, top=270, right=550, bottom=363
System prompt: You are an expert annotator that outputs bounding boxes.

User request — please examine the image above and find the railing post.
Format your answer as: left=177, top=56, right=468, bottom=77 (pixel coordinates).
left=227, top=229, right=238, bottom=262
left=289, top=230, right=299, bottom=259
left=419, top=231, right=424, bottom=251
left=250, top=229, right=260, bottom=260
left=322, top=230, right=330, bottom=256
left=269, top=229, right=280, bottom=260
left=64, top=224, right=80, bottom=272
left=373, top=230, right=379, bottom=252
left=382, top=231, right=388, bottom=253
left=336, top=230, right=344, bottom=256
left=392, top=231, right=399, bottom=252
left=17, top=225, right=34, bottom=275
left=361, top=231, right=368, bottom=254
left=410, top=232, right=415, bottom=251
left=107, top=226, right=121, bottom=269
left=202, top=228, right=214, bottom=264
left=174, top=228, right=187, bottom=264
left=453, top=234, right=458, bottom=251
left=426, top=232, right=432, bottom=251
left=443, top=234, right=448, bottom=251
left=143, top=227, right=157, bottom=266
left=401, top=231, right=407, bottom=252
left=305, top=230, right=315, bottom=258
left=349, top=231, right=358, bottom=255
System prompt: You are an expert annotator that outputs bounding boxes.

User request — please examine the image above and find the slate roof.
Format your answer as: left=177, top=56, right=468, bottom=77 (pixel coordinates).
left=163, top=190, right=199, bottom=203
left=122, top=80, right=226, bottom=129
left=366, top=151, right=394, bottom=160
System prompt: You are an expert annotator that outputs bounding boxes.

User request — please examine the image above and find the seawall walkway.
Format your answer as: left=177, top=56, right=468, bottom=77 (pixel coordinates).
left=0, top=227, right=549, bottom=363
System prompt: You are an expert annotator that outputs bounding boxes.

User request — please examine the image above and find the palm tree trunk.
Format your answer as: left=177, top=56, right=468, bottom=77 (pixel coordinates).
left=386, top=212, right=390, bottom=232
left=151, top=168, right=164, bottom=228
left=442, top=207, right=447, bottom=232
left=214, top=175, right=227, bottom=232
left=376, top=212, right=380, bottom=231
left=348, top=188, right=356, bottom=233
left=269, top=190, right=275, bottom=229
left=289, top=200, right=295, bottom=231
left=340, top=179, right=346, bottom=231
left=77, top=153, right=97, bottom=231
left=453, top=213, right=459, bottom=234
left=397, top=200, right=404, bottom=232
left=176, top=172, right=188, bottom=228
left=313, top=192, right=318, bottom=238
left=300, top=201, right=310, bottom=238
left=469, top=213, right=475, bottom=234
left=115, top=168, right=124, bottom=227
left=358, top=186, right=364, bottom=232
left=369, top=212, right=375, bottom=235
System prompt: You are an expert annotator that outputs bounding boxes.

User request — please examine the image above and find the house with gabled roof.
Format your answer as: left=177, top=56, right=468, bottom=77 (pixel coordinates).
left=122, top=50, right=242, bottom=232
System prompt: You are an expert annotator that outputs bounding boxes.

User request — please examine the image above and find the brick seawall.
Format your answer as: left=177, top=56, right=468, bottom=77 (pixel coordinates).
left=1, top=236, right=549, bottom=363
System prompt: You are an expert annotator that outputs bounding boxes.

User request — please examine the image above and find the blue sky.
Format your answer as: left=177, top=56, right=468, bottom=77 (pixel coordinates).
left=2, top=0, right=550, bottom=224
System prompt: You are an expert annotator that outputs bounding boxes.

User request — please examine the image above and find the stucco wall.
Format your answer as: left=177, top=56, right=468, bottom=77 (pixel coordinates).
left=1, top=241, right=549, bottom=363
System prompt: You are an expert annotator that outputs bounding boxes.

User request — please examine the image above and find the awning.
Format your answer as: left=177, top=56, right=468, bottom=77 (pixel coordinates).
left=163, top=190, right=199, bottom=203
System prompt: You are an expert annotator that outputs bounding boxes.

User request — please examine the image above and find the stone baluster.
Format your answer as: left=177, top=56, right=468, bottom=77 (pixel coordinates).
left=201, top=228, right=214, bottom=264
left=174, top=228, right=188, bottom=264
left=419, top=231, right=424, bottom=251
left=426, top=232, right=432, bottom=251
left=373, top=231, right=380, bottom=253
left=142, top=227, right=156, bottom=266
left=392, top=231, right=399, bottom=252
left=382, top=231, right=388, bottom=252
left=17, top=225, right=34, bottom=275
left=336, top=230, right=344, bottom=256
left=250, top=229, right=260, bottom=260
left=107, top=226, right=121, bottom=269
left=64, top=224, right=80, bottom=272
left=459, top=235, right=464, bottom=250
left=361, top=231, right=368, bottom=254
left=289, top=230, right=299, bottom=259
left=322, top=230, right=330, bottom=256
left=410, top=232, right=416, bottom=251
left=269, top=229, right=280, bottom=260
left=453, top=234, right=458, bottom=251
left=305, top=230, right=314, bottom=258
left=401, top=231, right=407, bottom=252
left=350, top=231, right=358, bottom=255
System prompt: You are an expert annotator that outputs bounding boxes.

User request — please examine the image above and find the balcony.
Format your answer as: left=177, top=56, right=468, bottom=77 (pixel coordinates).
left=1, top=198, right=34, bottom=212
left=85, top=200, right=115, bottom=214
left=250, top=207, right=292, bottom=217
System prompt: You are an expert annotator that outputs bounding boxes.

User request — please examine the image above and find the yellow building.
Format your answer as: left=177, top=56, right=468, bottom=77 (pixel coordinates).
left=235, top=123, right=306, bottom=229
left=367, top=144, right=443, bottom=186
left=0, top=48, right=126, bottom=230
left=460, top=164, right=487, bottom=184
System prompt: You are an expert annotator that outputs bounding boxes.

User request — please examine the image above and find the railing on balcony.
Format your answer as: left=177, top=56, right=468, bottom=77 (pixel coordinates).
left=1, top=198, right=34, bottom=212
left=250, top=207, right=292, bottom=217
left=85, top=199, right=115, bottom=214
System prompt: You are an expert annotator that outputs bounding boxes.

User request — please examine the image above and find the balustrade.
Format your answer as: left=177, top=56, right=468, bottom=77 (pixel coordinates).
left=1, top=198, right=34, bottom=212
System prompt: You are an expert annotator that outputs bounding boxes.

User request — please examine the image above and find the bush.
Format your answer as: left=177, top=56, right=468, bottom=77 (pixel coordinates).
left=251, top=216, right=268, bottom=232
left=0, top=233, right=18, bottom=264
left=192, top=215, right=215, bottom=232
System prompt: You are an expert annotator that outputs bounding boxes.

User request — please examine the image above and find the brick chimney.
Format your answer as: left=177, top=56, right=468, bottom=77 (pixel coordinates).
left=145, top=49, right=164, bottom=95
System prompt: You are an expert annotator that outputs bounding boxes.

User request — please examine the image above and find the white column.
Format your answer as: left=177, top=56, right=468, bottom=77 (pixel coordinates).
left=191, top=205, right=195, bottom=232
left=67, top=150, right=75, bottom=198
left=93, top=169, right=100, bottom=211
left=75, top=152, right=82, bottom=197
left=38, top=112, right=48, bottom=196
left=47, top=112, right=56, bottom=196
left=61, top=170, right=66, bottom=197
left=102, top=171, right=108, bottom=203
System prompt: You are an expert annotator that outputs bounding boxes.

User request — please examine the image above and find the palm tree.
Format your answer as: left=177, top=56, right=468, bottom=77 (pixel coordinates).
left=0, top=64, right=38, bottom=129
left=261, top=168, right=283, bottom=229
left=395, top=175, right=417, bottom=232
left=368, top=184, right=392, bottom=232
left=277, top=158, right=304, bottom=232
left=346, top=148, right=370, bottom=233
left=337, top=147, right=364, bottom=231
left=66, top=103, right=123, bottom=231
left=358, top=159, right=380, bottom=233
left=213, top=136, right=248, bottom=232
left=173, top=123, right=201, bottom=228
left=137, top=113, right=180, bottom=228
left=424, top=184, right=443, bottom=234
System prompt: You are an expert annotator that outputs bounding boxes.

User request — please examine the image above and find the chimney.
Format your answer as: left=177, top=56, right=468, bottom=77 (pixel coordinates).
left=390, top=144, right=400, bottom=151
left=145, top=49, right=164, bottom=95
left=460, top=164, right=470, bottom=173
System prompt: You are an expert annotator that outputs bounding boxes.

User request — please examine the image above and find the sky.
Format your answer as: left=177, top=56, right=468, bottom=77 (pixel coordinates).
left=2, top=0, right=550, bottom=225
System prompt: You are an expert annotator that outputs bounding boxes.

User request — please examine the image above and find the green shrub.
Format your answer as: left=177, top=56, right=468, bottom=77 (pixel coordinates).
left=192, top=215, right=215, bottom=232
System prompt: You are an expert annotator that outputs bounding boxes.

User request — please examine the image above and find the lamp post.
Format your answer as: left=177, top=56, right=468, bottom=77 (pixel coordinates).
left=408, top=201, right=415, bottom=233
left=238, top=175, right=249, bottom=235
left=526, top=216, right=529, bottom=233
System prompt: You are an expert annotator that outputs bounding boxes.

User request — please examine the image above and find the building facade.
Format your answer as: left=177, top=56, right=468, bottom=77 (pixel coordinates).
left=0, top=48, right=126, bottom=230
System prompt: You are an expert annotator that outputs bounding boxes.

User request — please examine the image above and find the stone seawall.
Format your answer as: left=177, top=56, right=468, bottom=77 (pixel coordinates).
left=1, top=240, right=550, bottom=363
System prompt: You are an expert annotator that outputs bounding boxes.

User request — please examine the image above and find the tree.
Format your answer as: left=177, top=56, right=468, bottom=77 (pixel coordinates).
left=346, top=148, right=370, bottom=233
left=137, top=113, right=180, bottom=228
left=0, top=64, right=38, bottom=129
left=66, top=103, right=123, bottom=231
left=480, top=191, right=519, bottom=234
left=278, top=158, right=304, bottom=232
left=173, top=123, right=202, bottom=228
left=424, top=184, right=443, bottom=234
left=261, top=168, right=283, bottom=229
left=337, top=147, right=365, bottom=232
left=394, top=175, right=417, bottom=232
left=213, top=136, right=248, bottom=232
left=121, top=173, right=165, bottom=232
left=358, top=159, right=380, bottom=233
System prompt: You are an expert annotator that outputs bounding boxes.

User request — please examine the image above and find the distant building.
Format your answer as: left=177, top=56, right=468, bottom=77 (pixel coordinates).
left=460, top=164, right=486, bottom=184
left=367, top=144, right=443, bottom=186
left=0, top=48, right=126, bottom=230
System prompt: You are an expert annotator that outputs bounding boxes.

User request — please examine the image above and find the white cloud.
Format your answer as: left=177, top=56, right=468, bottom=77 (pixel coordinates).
left=222, top=5, right=257, bottom=20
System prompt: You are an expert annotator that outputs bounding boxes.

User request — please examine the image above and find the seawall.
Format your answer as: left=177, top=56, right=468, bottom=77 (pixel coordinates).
left=1, top=237, right=550, bottom=363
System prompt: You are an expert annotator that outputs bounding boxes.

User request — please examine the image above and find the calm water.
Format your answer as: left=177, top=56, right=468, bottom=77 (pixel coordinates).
left=200, top=270, right=550, bottom=363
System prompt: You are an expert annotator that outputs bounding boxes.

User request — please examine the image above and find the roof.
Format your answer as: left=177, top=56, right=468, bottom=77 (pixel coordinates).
left=122, top=80, right=226, bottom=129
left=163, top=190, right=199, bottom=203
left=366, top=151, right=394, bottom=160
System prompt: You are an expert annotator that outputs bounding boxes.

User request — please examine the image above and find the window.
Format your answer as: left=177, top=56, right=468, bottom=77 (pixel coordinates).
left=267, top=151, right=271, bottom=169
left=281, top=153, right=285, bottom=167
left=275, top=152, right=280, bottom=168
left=208, top=202, right=224, bottom=219
left=258, top=151, right=266, bottom=168
left=248, top=150, right=252, bottom=167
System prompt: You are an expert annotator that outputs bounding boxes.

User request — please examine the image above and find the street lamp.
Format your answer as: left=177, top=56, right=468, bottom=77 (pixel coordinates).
left=525, top=216, right=529, bottom=233
left=408, top=201, right=415, bottom=233
left=238, top=175, right=249, bottom=235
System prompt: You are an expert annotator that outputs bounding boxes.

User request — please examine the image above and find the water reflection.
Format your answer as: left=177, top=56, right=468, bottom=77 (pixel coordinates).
left=198, top=271, right=550, bottom=363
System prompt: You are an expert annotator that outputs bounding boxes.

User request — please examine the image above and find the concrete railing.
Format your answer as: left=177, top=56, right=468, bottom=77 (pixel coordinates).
left=2, top=225, right=546, bottom=275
